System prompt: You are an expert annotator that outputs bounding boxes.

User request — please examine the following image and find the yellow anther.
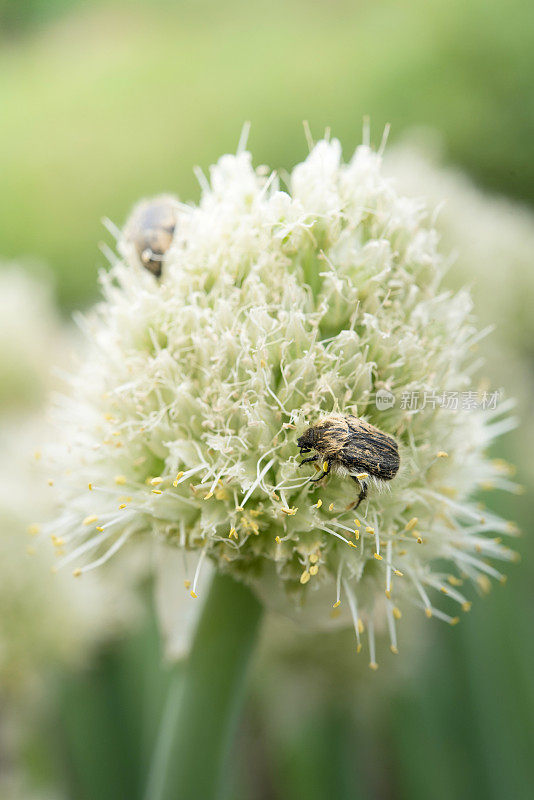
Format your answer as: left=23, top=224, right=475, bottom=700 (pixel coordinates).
left=328, top=503, right=334, bottom=512
left=353, top=519, right=361, bottom=527
left=385, top=589, right=391, bottom=599
left=115, top=475, right=127, bottom=485
left=96, top=526, right=104, bottom=532
left=119, top=503, right=127, bottom=509
left=111, top=431, right=120, bottom=437
left=499, top=575, right=508, bottom=585
left=357, top=619, right=364, bottom=634
left=356, top=643, right=362, bottom=653
left=83, top=515, right=98, bottom=526
left=309, top=565, right=319, bottom=576
left=73, top=568, right=82, bottom=578
left=52, top=537, right=65, bottom=547
left=323, top=461, right=329, bottom=472
left=260, top=358, right=266, bottom=368
left=477, top=575, right=492, bottom=594
left=314, top=499, right=323, bottom=509
left=300, top=570, right=311, bottom=585
left=184, top=580, right=191, bottom=589
left=450, top=617, right=460, bottom=626
left=365, top=526, right=374, bottom=534
left=448, top=575, right=463, bottom=586
left=152, top=489, right=163, bottom=495
left=369, top=662, right=379, bottom=671
left=150, top=477, right=163, bottom=486
left=48, top=479, right=54, bottom=486
left=393, top=569, right=403, bottom=577
left=348, top=541, right=358, bottom=548
left=425, top=608, right=433, bottom=618
left=356, top=473, right=368, bottom=480
left=34, top=449, right=42, bottom=461
left=354, top=530, right=360, bottom=540
left=462, top=601, right=472, bottom=612
left=229, top=527, right=237, bottom=539
left=436, top=451, right=448, bottom=458
left=173, top=471, right=185, bottom=486
left=28, top=524, right=40, bottom=536
left=440, top=587, right=449, bottom=595
left=333, top=600, right=341, bottom=609
left=492, top=458, right=516, bottom=475
left=275, top=536, right=282, bottom=544
left=393, top=607, right=402, bottom=620
left=405, top=517, right=418, bottom=531
left=190, top=590, right=198, bottom=599
left=416, top=536, right=423, bottom=544
left=88, top=483, right=93, bottom=491
left=390, top=645, right=399, bottom=655
left=281, top=506, right=297, bottom=515
left=309, top=553, right=319, bottom=565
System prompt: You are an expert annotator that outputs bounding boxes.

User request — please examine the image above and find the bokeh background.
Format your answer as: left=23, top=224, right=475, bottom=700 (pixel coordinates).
left=1, top=1, right=533, bottom=798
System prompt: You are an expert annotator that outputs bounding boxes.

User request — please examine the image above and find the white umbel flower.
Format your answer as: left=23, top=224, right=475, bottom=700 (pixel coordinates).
left=39, top=134, right=518, bottom=666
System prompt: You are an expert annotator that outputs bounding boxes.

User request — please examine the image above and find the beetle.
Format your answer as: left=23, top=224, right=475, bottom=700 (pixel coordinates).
left=123, top=194, right=179, bottom=277
left=296, top=414, right=400, bottom=508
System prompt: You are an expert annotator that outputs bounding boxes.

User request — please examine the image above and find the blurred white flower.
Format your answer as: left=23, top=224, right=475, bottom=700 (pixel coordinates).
left=385, top=134, right=534, bottom=483
left=385, top=133, right=534, bottom=354
left=0, top=266, right=66, bottom=413
left=0, top=421, right=141, bottom=695
left=39, top=136, right=518, bottom=666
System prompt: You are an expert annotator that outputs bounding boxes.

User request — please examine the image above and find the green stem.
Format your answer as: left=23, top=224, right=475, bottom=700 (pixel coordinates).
left=145, top=572, right=263, bottom=800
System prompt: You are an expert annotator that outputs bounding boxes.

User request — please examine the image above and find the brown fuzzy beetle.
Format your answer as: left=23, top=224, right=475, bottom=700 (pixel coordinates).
left=123, top=194, right=179, bottom=277
left=297, top=414, right=400, bottom=508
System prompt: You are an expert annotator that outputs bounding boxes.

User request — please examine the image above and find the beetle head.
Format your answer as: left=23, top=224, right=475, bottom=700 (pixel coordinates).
left=297, top=426, right=316, bottom=453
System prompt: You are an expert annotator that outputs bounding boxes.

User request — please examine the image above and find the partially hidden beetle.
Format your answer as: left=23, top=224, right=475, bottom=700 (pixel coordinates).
left=123, top=194, right=179, bottom=277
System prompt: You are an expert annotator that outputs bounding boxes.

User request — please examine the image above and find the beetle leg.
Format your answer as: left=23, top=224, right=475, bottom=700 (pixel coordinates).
left=353, top=479, right=368, bottom=509
left=299, top=454, right=319, bottom=466
left=309, top=460, right=331, bottom=482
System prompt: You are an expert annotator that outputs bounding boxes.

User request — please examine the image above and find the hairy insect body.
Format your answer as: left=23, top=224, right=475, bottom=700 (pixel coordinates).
left=297, top=414, right=400, bottom=508
left=123, top=195, right=179, bottom=277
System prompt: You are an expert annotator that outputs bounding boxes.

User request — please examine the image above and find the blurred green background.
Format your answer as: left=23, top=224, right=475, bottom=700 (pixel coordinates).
left=1, top=0, right=533, bottom=798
